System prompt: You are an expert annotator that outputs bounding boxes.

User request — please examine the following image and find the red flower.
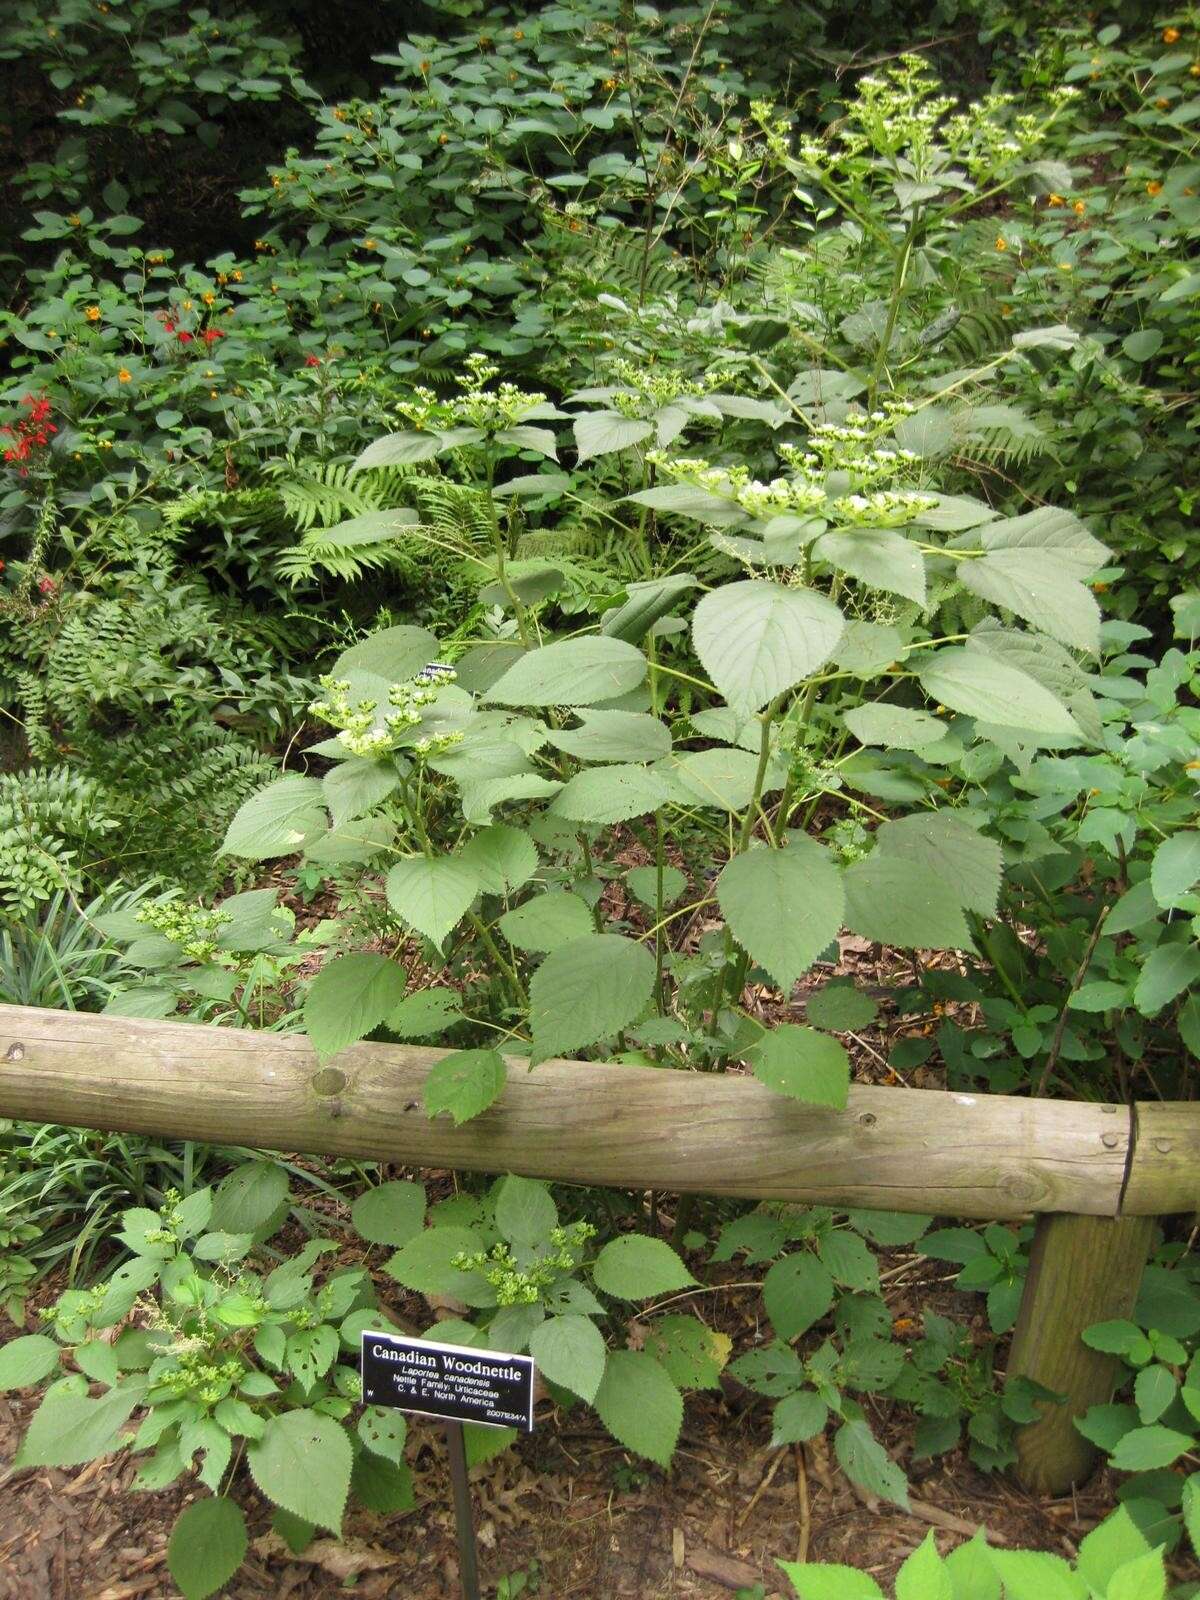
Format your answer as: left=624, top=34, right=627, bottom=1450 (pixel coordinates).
left=2, top=394, right=56, bottom=471
left=38, top=575, right=57, bottom=596
left=305, top=355, right=321, bottom=367
left=177, top=330, right=193, bottom=344
left=201, top=327, right=225, bottom=344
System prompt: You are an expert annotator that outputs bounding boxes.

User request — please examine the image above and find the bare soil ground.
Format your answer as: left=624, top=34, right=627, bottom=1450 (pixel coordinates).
left=0, top=1249, right=1152, bottom=1600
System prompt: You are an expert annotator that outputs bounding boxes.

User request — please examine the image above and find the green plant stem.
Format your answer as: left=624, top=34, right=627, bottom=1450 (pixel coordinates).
left=484, top=455, right=533, bottom=647
left=868, top=214, right=920, bottom=408
left=705, top=695, right=783, bottom=1035
left=468, top=911, right=526, bottom=1010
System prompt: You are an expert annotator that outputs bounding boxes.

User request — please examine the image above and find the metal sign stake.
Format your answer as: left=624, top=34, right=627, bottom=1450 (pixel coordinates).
left=445, top=1420, right=482, bottom=1600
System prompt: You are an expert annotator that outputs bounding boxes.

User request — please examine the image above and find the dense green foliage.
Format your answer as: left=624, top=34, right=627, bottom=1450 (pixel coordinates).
left=2, top=0, right=1199, bottom=1588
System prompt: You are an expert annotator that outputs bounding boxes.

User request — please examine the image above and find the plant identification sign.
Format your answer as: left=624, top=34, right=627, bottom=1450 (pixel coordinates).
left=361, top=1329, right=535, bottom=1432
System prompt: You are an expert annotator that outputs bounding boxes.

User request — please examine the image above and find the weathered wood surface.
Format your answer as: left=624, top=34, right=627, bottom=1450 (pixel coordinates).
left=1121, top=1100, right=1200, bottom=1215
left=0, top=1005, right=1140, bottom=1218
left=1006, top=1213, right=1155, bottom=1494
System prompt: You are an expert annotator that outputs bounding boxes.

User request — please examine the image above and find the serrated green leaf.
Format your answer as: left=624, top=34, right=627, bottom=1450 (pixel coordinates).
left=1109, top=1424, right=1194, bottom=1471
left=385, top=1226, right=490, bottom=1304
left=386, top=988, right=464, bottom=1039
left=305, top=952, right=406, bottom=1059
left=660, top=745, right=783, bottom=811
left=546, top=711, right=672, bottom=763
left=358, top=1407, right=408, bottom=1463
left=778, top=1561, right=884, bottom=1599
left=806, top=983, right=878, bottom=1032
left=248, top=1409, right=351, bottom=1534
left=692, top=580, right=844, bottom=717
left=592, top=1349, right=682, bottom=1467
left=643, top=1316, right=730, bottom=1392
left=1134, top=943, right=1200, bottom=1016
left=529, top=1314, right=607, bottom=1403
left=209, top=1161, right=289, bottom=1237
left=718, top=837, right=844, bottom=994
left=528, top=933, right=655, bottom=1061
left=750, top=1025, right=850, bottom=1109
left=814, top=528, right=927, bottom=605
left=15, top=1382, right=145, bottom=1468
left=498, top=891, right=594, bottom=952
left=321, top=758, right=400, bottom=828
left=494, top=1175, right=557, bottom=1246
left=625, top=864, right=687, bottom=910
left=551, top=763, right=672, bottom=824
left=221, top=776, right=328, bottom=861
left=917, top=648, right=1080, bottom=738
left=896, top=1532, right=951, bottom=1600
left=1077, top=1506, right=1152, bottom=1592
left=834, top=1416, right=909, bottom=1509
left=1151, top=833, right=1200, bottom=909
left=843, top=853, right=974, bottom=950
left=764, top=1253, right=835, bottom=1340
left=593, top=1235, right=695, bottom=1299
left=844, top=703, right=947, bottom=751
left=458, top=824, right=538, bottom=895
left=0, top=1334, right=61, bottom=1391
left=423, top=1049, right=506, bottom=1125
left=351, top=1181, right=426, bottom=1247
left=601, top=574, right=703, bottom=641
left=386, top=855, right=480, bottom=946
left=876, top=812, right=1003, bottom=918
left=167, top=1497, right=248, bottom=1600
left=980, top=506, right=1109, bottom=577
left=574, top=412, right=653, bottom=461
left=771, top=1389, right=829, bottom=1446
left=958, top=551, right=1100, bottom=654
left=485, top=637, right=646, bottom=707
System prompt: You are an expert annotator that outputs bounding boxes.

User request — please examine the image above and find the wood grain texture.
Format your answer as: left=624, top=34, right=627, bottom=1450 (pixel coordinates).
left=1122, top=1101, right=1200, bottom=1215
left=1007, top=1213, right=1155, bottom=1494
left=0, top=1005, right=1134, bottom=1218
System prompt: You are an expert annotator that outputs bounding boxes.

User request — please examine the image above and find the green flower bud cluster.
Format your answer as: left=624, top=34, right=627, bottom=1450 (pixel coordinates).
left=452, top=1221, right=595, bottom=1306
left=607, top=358, right=721, bottom=419
left=394, top=354, right=547, bottom=432
left=311, top=667, right=456, bottom=757
left=832, top=489, right=938, bottom=527
left=135, top=899, right=231, bottom=963
left=158, top=1349, right=246, bottom=1408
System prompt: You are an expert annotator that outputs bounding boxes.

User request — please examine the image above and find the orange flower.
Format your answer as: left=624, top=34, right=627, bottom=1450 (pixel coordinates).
left=1073, top=199, right=1086, bottom=214
left=1047, top=192, right=1065, bottom=206
left=85, top=305, right=101, bottom=321
left=994, top=235, right=1008, bottom=251
left=1156, top=96, right=1171, bottom=108
left=1163, top=26, right=1181, bottom=42
left=1147, top=180, right=1164, bottom=196
left=118, top=367, right=131, bottom=382
left=1191, top=62, right=1200, bottom=75
left=202, top=291, right=215, bottom=305
left=67, top=213, right=81, bottom=226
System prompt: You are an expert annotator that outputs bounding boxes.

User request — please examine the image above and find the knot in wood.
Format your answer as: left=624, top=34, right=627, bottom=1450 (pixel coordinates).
left=1101, top=1132, right=1122, bottom=1149
left=856, top=1111, right=877, bottom=1128
left=1153, top=1138, right=1172, bottom=1154
left=312, top=1067, right=347, bottom=1098
left=4, top=1042, right=24, bottom=1062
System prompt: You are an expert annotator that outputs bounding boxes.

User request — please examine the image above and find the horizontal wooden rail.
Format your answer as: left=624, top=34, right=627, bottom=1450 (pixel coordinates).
left=2, top=1002, right=1198, bottom=1496
left=2, top=1003, right=1194, bottom=1219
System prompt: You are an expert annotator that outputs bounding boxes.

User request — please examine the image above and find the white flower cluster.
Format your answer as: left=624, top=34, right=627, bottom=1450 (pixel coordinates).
left=607, top=358, right=722, bottom=420
left=832, top=489, right=938, bottom=527
left=394, top=353, right=547, bottom=432
left=647, top=452, right=827, bottom=516
left=309, top=668, right=457, bottom=758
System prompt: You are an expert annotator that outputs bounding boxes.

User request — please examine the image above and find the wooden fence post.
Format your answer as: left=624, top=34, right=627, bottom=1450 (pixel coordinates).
left=1006, top=1212, right=1155, bottom=1495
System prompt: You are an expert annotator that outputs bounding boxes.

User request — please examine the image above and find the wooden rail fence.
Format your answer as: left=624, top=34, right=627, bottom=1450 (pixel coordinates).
left=2, top=1003, right=1197, bottom=1495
